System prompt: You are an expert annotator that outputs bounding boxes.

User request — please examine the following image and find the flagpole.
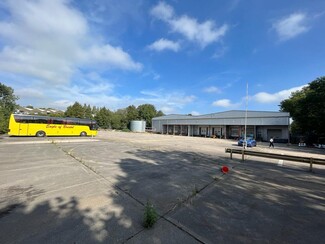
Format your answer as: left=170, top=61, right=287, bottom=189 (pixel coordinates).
left=244, top=82, right=248, bottom=149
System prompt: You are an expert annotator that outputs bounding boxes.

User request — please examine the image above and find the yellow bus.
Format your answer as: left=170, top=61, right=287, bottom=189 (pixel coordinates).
left=8, top=114, right=98, bottom=137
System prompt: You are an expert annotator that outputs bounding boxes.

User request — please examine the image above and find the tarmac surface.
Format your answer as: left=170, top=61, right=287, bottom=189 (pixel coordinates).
left=0, top=131, right=325, bottom=243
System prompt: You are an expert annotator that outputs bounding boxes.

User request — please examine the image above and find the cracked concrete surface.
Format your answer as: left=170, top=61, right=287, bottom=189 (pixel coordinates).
left=0, top=131, right=325, bottom=243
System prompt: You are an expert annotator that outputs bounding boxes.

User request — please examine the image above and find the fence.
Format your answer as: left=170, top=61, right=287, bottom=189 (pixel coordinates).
left=225, top=148, right=325, bottom=172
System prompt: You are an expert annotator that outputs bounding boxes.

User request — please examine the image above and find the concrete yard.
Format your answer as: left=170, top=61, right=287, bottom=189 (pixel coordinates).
left=0, top=131, right=325, bottom=243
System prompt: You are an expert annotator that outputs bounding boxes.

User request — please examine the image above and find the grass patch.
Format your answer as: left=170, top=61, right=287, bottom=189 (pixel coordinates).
left=143, top=201, right=158, bottom=228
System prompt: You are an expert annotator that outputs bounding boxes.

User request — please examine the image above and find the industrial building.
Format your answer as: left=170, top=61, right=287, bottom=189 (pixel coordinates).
left=152, top=110, right=290, bottom=142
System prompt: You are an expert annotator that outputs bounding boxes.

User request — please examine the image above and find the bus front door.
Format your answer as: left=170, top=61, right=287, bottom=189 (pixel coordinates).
left=19, top=123, right=29, bottom=136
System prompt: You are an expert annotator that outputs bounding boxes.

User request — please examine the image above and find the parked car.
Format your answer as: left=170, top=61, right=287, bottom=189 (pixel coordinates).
left=238, top=137, right=257, bottom=147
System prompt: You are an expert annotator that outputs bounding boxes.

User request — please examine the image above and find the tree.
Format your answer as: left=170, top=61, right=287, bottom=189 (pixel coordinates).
left=126, top=105, right=139, bottom=127
left=280, top=76, right=325, bottom=143
left=156, top=110, right=165, bottom=117
left=112, top=109, right=128, bottom=130
left=95, top=107, right=111, bottom=129
left=83, top=104, right=92, bottom=119
left=92, top=106, right=98, bottom=116
left=137, top=104, right=157, bottom=127
left=48, top=111, right=65, bottom=117
left=65, top=102, right=84, bottom=118
left=126, top=105, right=139, bottom=121
left=111, top=112, right=122, bottom=129
left=0, top=83, right=18, bottom=133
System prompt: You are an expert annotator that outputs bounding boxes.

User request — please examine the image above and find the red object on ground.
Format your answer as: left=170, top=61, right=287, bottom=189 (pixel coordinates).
left=221, top=166, right=229, bottom=174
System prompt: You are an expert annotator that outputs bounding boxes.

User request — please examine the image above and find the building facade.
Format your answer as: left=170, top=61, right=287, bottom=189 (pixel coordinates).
left=152, top=110, right=290, bottom=142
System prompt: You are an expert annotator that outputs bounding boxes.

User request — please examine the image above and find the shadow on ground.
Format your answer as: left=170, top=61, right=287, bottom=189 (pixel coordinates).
left=115, top=148, right=325, bottom=243
left=0, top=195, right=141, bottom=243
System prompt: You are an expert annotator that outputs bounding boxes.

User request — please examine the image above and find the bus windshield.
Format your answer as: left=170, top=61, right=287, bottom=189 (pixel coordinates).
left=8, top=114, right=98, bottom=137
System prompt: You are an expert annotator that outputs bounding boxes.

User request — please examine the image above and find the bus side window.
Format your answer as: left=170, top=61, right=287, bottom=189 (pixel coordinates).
left=66, top=119, right=78, bottom=125
left=14, top=115, right=22, bottom=123
left=34, top=117, right=47, bottom=124
left=65, top=119, right=70, bottom=125
left=53, top=118, right=64, bottom=124
left=79, top=120, right=90, bottom=126
left=22, top=117, right=33, bottom=123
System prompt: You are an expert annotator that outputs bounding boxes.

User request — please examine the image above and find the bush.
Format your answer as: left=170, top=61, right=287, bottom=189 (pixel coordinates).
left=0, top=110, right=9, bottom=134
left=143, top=201, right=158, bottom=228
left=121, top=128, right=130, bottom=132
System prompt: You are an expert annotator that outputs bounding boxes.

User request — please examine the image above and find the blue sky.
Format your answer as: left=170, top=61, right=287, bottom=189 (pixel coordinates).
left=0, top=0, right=324, bottom=115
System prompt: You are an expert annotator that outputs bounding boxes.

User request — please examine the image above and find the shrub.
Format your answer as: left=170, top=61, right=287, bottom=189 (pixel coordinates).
left=121, top=128, right=130, bottom=132
left=143, top=201, right=158, bottom=228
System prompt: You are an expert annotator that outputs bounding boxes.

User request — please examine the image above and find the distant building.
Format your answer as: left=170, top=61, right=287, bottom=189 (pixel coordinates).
left=152, top=110, right=290, bottom=142
left=15, top=106, right=63, bottom=115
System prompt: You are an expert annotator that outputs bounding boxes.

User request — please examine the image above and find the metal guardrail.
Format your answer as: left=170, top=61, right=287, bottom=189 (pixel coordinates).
left=225, top=148, right=325, bottom=172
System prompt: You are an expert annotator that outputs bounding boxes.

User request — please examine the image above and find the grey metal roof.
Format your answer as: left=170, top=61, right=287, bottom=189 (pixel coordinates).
left=153, top=110, right=290, bottom=120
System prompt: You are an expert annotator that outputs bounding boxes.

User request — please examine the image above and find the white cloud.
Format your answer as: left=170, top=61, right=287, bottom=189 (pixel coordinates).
left=138, top=89, right=196, bottom=113
left=75, top=72, right=115, bottom=94
left=160, top=106, right=175, bottom=114
left=140, top=90, right=162, bottom=97
left=141, top=70, right=161, bottom=80
left=13, top=73, right=117, bottom=109
left=15, top=88, right=45, bottom=99
left=150, top=2, right=228, bottom=48
left=84, top=45, right=142, bottom=71
left=170, top=16, right=228, bottom=48
left=148, top=38, right=180, bottom=52
left=253, top=85, right=306, bottom=103
left=39, top=86, right=196, bottom=113
left=46, top=84, right=127, bottom=110
left=272, top=13, right=309, bottom=41
left=0, top=46, right=74, bottom=84
left=203, top=86, right=221, bottom=94
left=150, top=1, right=174, bottom=21
left=0, top=0, right=142, bottom=85
left=136, top=92, right=195, bottom=114
left=212, top=99, right=239, bottom=108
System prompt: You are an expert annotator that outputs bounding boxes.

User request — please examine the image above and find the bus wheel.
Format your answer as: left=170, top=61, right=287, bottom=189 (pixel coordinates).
left=80, top=131, right=87, bottom=137
left=36, top=131, right=46, bottom=137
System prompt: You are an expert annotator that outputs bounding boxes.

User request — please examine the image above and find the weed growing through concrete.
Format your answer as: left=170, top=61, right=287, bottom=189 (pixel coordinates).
left=192, top=185, right=199, bottom=196
left=143, top=201, right=158, bottom=228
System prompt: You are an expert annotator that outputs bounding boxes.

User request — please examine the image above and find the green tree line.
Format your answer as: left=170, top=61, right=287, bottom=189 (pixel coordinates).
left=64, top=102, right=164, bottom=130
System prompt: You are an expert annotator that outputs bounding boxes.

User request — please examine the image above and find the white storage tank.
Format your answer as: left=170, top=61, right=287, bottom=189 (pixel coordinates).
left=130, top=120, right=146, bottom=132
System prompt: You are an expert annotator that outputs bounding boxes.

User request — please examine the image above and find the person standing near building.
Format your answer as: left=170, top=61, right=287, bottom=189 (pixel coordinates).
left=269, top=137, right=274, bottom=148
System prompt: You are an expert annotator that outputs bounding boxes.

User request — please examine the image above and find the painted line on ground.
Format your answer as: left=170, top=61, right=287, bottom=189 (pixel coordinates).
left=0, top=139, right=100, bottom=145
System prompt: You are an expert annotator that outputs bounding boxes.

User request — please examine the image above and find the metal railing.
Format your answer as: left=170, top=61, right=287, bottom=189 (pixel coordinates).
left=225, top=148, right=325, bottom=172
